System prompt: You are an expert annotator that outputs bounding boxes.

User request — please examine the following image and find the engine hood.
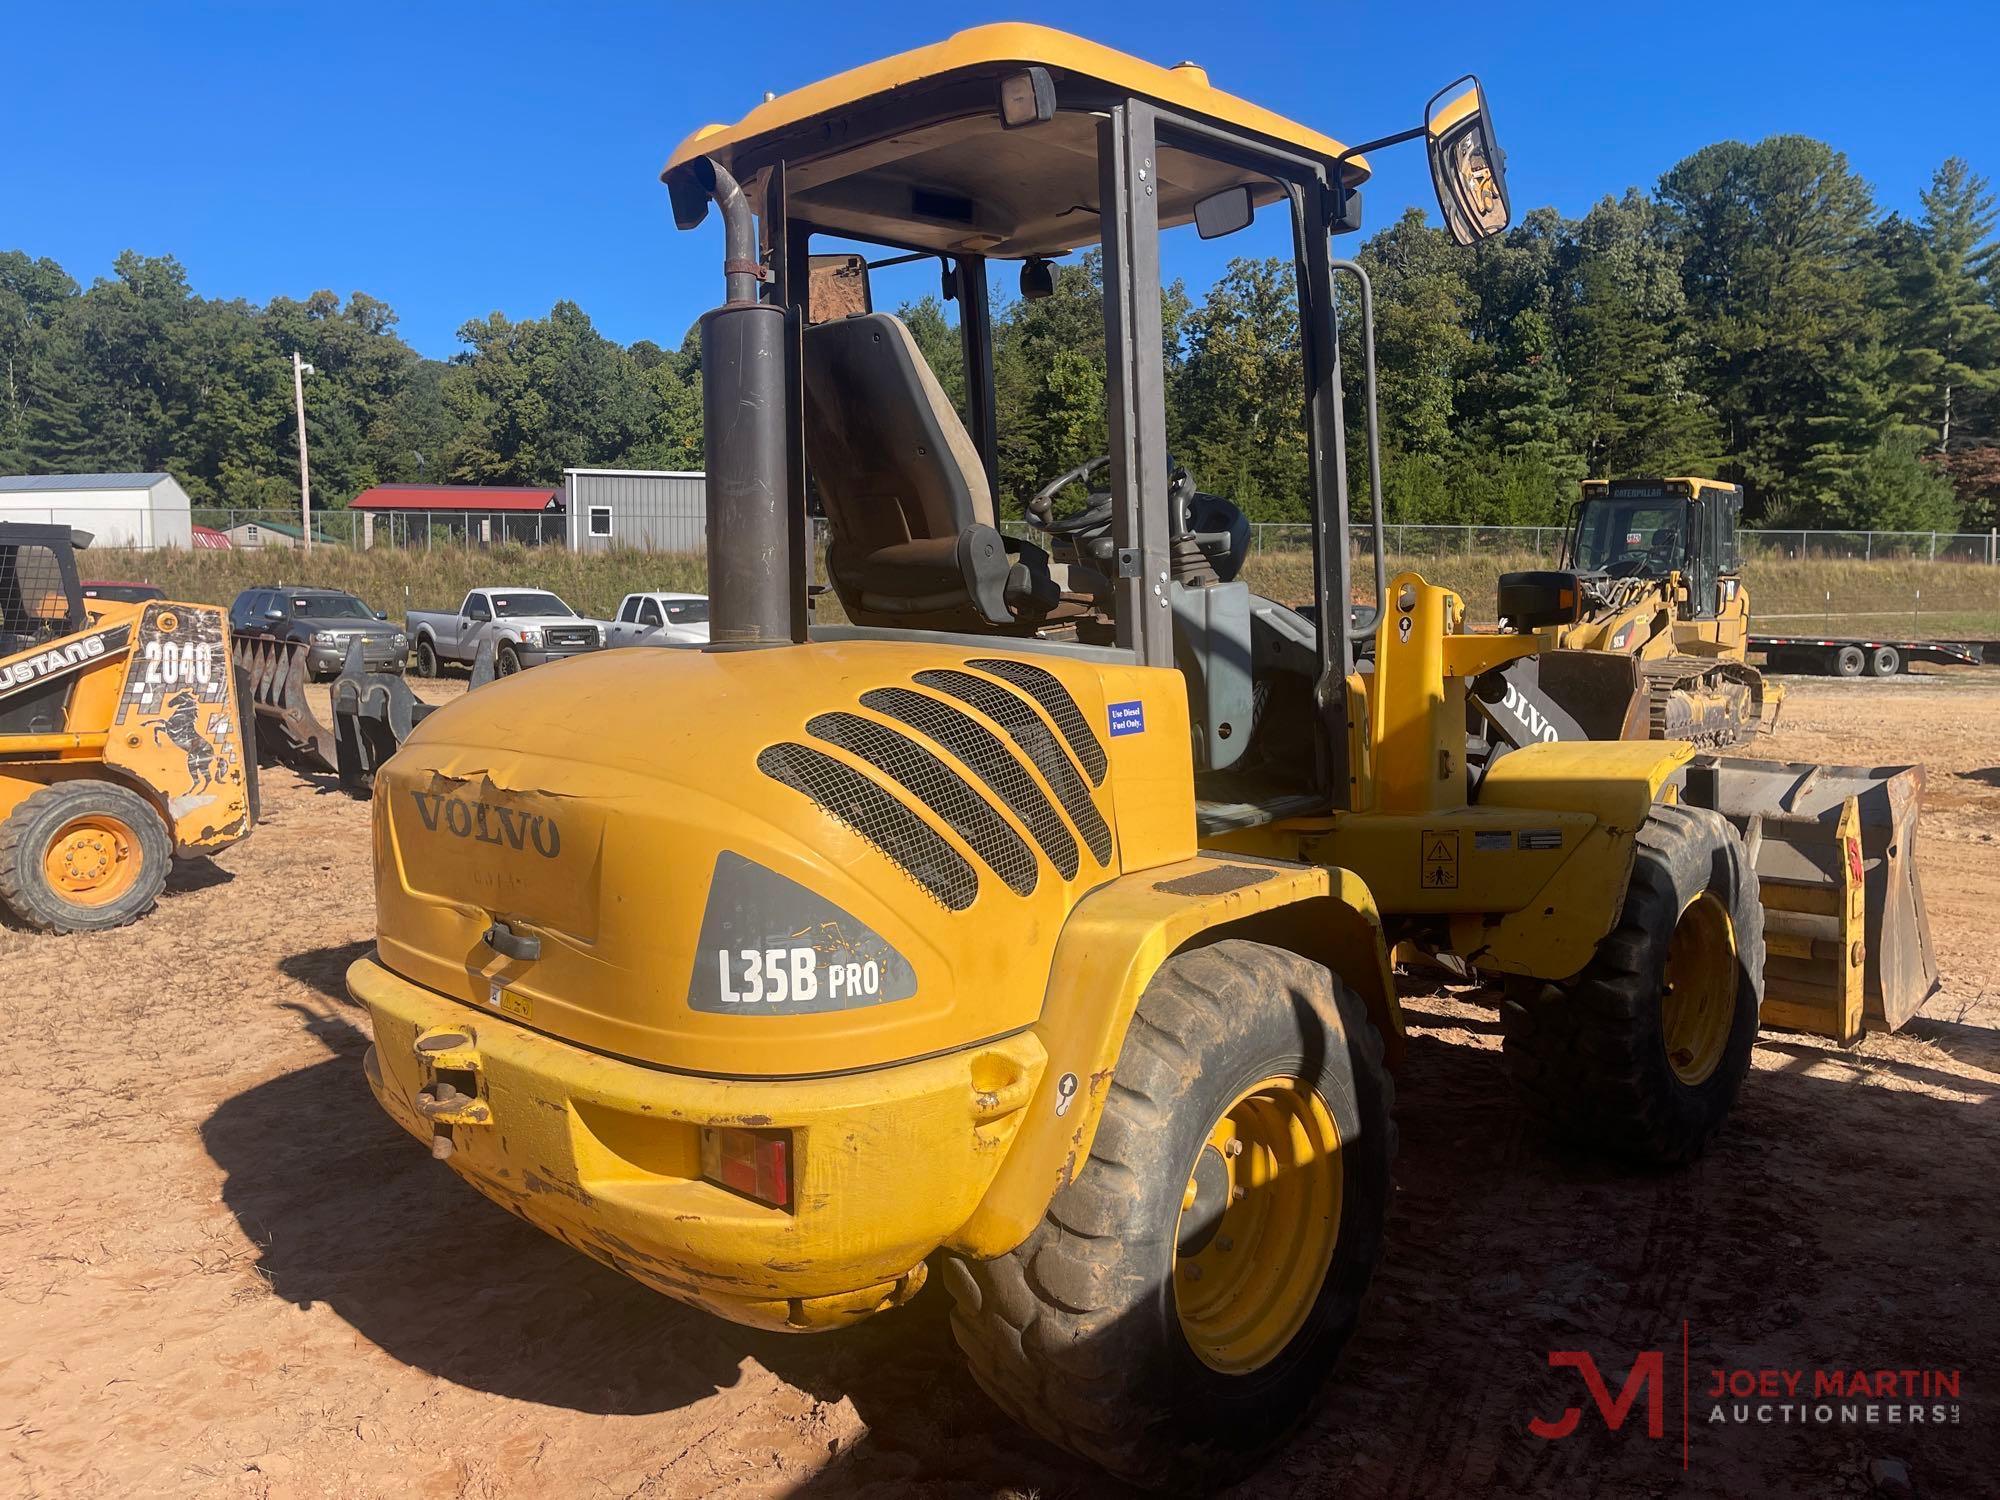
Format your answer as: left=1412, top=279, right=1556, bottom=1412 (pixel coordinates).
left=370, top=640, right=1194, bottom=1076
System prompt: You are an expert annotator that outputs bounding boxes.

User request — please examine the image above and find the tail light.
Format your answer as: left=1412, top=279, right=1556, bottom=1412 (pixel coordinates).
left=700, top=1126, right=793, bottom=1210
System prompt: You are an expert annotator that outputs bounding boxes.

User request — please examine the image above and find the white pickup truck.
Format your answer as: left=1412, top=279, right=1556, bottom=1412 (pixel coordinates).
left=407, top=588, right=610, bottom=677
left=605, top=592, right=710, bottom=648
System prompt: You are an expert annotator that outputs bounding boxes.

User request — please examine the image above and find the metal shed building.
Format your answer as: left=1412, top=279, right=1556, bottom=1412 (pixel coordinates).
left=563, top=469, right=706, bottom=553
left=0, top=472, right=195, bottom=549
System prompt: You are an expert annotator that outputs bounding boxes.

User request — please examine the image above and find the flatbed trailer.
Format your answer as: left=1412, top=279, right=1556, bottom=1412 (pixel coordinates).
left=1751, top=633, right=1985, bottom=677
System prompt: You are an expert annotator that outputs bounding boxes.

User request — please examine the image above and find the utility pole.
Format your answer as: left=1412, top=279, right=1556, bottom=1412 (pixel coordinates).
left=292, top=351, right=315, bottom=553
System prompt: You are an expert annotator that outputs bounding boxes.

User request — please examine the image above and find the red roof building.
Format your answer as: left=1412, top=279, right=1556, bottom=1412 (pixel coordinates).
left=349, top=484, right=562, bottom=513
left=347, top=484, right=565, bottom=548
left=190, top=524, right=231, bottom=550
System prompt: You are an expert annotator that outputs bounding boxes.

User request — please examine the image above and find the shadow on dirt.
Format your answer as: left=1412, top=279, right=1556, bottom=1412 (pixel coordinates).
left=196, top=977, right=1096, bottom=1491
left=198, top=986, right=1999, bottom=1496
left=277, top=939, right=374, bottom=1005
left=163, top=858, right=235, bottom=897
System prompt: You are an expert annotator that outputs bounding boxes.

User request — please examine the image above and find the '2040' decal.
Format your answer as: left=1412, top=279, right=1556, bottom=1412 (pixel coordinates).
left=140, top=638, right=215, bottom=687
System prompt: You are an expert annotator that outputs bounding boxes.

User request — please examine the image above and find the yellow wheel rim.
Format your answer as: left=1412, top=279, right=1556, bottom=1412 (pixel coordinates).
left=1174, top=1074, right=1342, bottom=1374
left=42, top=814, right=144, bottom=907
left=1662, top=891, right=1737, bottom=1085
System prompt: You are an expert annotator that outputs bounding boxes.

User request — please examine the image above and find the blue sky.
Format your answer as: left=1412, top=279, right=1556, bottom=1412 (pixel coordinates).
left=5, top=1, right=1995, bottom=359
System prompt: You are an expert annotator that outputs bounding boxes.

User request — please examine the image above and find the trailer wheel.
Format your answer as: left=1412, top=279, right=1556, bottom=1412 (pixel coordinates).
left=0, top=781, right=173, bottom=933
left=1868, top=645, right=1900, bottom=677
left=943, top=940, right=1394, bottom=1491
left=414, top=638, right=438, bottom=677
left=1834, top=645, right=1867, bottom=677
left=1500, top=804, right=1764, bottom=1167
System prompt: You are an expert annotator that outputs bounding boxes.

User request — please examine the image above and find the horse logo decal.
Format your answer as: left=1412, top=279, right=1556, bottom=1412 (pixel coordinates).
left=149, top=689, right=224, bottom=794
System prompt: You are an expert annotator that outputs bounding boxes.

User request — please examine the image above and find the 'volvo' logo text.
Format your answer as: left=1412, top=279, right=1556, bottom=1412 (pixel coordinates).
left=408, top=790, right=561, bottom=857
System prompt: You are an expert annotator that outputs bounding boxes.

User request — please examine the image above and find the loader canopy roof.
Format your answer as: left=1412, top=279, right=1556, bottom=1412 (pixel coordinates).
left=660, top=23, right=1369, bottom=258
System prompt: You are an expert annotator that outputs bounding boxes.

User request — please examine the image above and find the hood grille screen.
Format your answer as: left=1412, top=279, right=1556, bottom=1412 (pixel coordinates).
left=756, top=742, right=977, bottom=910
left=913, top=669, right=1112, bottom=865
left=860, top=687, right=1081, bottom=881
left=807, top=711, right=1038, bottom=897
left=965, top=657, right=1107, bottom=785
left=758, top=661, right=1116, bottom=910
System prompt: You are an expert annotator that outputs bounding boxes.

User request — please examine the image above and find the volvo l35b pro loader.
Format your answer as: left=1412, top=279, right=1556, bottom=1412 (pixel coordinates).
left=1472, top=475, right=1778, bottom=751
left=350, top=27, right=1934, bottom=1489
left=0, top=523, right=255, bottom=931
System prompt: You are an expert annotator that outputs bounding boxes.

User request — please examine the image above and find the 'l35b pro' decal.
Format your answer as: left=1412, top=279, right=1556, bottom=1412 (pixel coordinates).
left=688, top=850, right=916, bottom=1014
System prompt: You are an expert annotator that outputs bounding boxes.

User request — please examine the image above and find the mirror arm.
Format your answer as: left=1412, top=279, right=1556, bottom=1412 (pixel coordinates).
left=1337, top=123, right=1426, bottom=161
left=1332, top=258, right=1387, bottom=613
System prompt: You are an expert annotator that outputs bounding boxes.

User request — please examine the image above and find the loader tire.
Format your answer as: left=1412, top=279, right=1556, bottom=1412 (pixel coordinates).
left=943, top=940, right=1395, bottom=1492
left=1500, top=804, right=1763, bottom=1167
left=0, top=780, right=173, bottom=933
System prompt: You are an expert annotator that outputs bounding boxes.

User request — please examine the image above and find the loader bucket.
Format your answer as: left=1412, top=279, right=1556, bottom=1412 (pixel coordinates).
left=1679, top=756, right=1938, bottom=1042
left=230, top=635, right=337, bottom=773
left=330, top=639, right=493, bottom=796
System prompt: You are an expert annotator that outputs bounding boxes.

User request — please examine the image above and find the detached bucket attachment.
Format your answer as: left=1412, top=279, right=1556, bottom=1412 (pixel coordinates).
left=330, top=640, right=493, bottom=796
left=230, top=635, right=337, bottom=773
left=1680, top=756, right=1938, bottom=1042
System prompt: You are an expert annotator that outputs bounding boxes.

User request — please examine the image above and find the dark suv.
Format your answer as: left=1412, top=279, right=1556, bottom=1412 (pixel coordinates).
left=229, top=586, right=409, bottom=680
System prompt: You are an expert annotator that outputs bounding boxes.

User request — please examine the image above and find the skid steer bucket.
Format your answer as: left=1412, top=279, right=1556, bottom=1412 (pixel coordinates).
left=230, top=636, right=337, bottom=773
left=1679, top=756, right=1938, bottom=1042
left=330, top=639, right=493, bottom=796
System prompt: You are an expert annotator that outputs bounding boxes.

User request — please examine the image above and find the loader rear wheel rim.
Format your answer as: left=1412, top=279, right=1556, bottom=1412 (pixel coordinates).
left=1174, top=1074, right=1342, bottom=1374
left=42, top=814, right=144, bottom=906
left=1661, top=890, right=1737, bottom=1085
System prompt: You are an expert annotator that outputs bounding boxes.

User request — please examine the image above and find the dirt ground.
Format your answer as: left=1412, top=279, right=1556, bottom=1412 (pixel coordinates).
left=2, top=668, right=1995, bottom=1499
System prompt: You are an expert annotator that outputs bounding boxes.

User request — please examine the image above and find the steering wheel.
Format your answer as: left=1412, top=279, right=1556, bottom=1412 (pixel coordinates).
left=1025, top=455, right=1116, bottom=536
left=1025, top=453, right=1206, bottom=535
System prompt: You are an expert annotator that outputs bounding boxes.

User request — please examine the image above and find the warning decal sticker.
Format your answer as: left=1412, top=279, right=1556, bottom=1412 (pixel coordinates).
left=1419, top=829, right=1459, bottom=890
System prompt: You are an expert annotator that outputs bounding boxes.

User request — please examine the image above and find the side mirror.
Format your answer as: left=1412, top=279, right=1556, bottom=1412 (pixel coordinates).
left=1425, top=77, right=1510, bottom=245
left=374, top=609, right=388, bottom=620
left=807, top=253, right=870, bottom=325
left=1193, top=184, right=1254, bottom=240
left=1020, top=257, right=1055, bottom=301
left=264, top=609, right=284, bottom=621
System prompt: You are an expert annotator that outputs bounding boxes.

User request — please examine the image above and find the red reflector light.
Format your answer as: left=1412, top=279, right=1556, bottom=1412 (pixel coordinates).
left=700, top=1126, right=792, bottom=1209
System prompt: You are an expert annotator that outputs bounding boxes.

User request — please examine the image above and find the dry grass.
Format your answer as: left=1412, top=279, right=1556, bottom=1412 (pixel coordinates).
left=90, top=543, right=2000, bottom=634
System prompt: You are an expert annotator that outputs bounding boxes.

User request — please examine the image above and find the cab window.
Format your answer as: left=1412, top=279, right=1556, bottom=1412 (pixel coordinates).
left=619, top=596, right=643, bottom=623
left=639, top=598, right=664, bottom=628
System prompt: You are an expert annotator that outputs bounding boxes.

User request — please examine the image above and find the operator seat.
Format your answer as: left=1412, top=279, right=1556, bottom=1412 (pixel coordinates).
left=803, top=312, right=1058, bottom=631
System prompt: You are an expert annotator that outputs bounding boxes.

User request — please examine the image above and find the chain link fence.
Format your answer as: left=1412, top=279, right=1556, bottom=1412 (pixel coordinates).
left=188, top=506, right=2000, bottom=567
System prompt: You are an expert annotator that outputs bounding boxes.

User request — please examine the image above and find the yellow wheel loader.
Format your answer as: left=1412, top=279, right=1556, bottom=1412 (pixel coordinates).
left=0, top=523, right=255, bottom=931
left=348, top=27, right=1934, bottom=1488
left=1471, top=475, right=1778, bottom=751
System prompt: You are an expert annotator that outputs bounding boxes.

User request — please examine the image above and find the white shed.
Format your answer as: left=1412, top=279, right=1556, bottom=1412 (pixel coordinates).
left=0, top=473, right=196, bottom=550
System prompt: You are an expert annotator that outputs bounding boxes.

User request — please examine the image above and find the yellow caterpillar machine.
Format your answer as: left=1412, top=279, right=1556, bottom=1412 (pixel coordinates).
left=348, top=28, right=1933, bottom=1488
left=1472, top=475, right=1776, bottom=751
left=0, top=523, right=255, bottom=931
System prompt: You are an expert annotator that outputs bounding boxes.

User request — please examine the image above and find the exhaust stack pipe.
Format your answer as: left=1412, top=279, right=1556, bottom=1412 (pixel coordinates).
left=698, top=159, right=794, bottom=648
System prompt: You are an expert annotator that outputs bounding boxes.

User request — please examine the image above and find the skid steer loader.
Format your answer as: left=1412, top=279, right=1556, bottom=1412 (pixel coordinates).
left=348, top=27, right=1935, bottom=1489
left=0, top=522, right=254, bottom=931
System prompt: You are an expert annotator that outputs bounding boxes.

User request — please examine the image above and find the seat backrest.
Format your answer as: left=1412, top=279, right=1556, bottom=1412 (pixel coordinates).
left=803, top=312, right=994, bottom=555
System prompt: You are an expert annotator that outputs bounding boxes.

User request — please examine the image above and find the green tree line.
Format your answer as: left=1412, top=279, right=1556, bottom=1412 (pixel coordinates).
left=3, top=136, right=1995, bottom=532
